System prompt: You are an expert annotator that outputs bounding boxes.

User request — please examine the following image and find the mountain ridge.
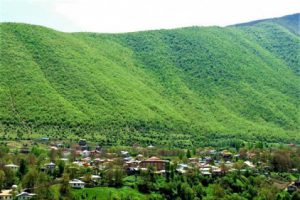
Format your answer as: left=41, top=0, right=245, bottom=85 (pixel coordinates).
left=0, top=14, right=299, bottom=146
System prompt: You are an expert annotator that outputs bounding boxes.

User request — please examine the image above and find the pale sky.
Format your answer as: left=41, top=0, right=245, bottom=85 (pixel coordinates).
left=1, top=0, right=299, bottom=33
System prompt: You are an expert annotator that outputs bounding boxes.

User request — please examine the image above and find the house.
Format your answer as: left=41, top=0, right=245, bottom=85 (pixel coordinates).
left=126, top=167, right=139, bottom=175
left=209, top=149, right=217, bottom=155
left=62, top=150, right=71, bottom=158
left=81, top=150, right=90, bottom=157
left=200, top=168, right=212, bottom=176
left=80, top=175, right=101, bottom=184
left=287, top=185, right=297, bottom=193
left=72, top=161, right=83, bottom=167
left=176, top=163, right=190, bottom=174
left=95, top=145, right=102, bottom=151
left=78, top=139, right=87, bottom=146
left=125, top=160, right=140, bottom=168
left=44, top=162, right=56, bottom=172
left=20, top=145, right=29, bottom=154
left=50, top=146, right=58, bottom=151
left=5, top=164, right=19, bottom=171
left=15, top=192, right=36, bottom=199
left=221, top=150, right=232, bottom=159
left=69, top=179, right=85, bottom=189
left=139, top=156, right=169, bottom=171
left=91, top=175, right=101, bottom=182
left=225, top=161, right=233, bottom=168
left=40, top=137, right=49, bottom=142
left=123, top=157, right=133, bottom=162
left=188, top=158, right=199, bottom=163
left=93, top=158, right=106, bottom=164
left=247, top=152, right=256, bottom=159
left=203, top=156, right=212, bottom=163
left=90, top=150, right=101, bottom=156
left=78, top=139, right=88, bottom=150
left=120, top=151, right=129, bottom=157
left=212, top=168, right=223, bottom=175
left=56, top=143, right=64, bottom=148
left=89, top=175, right=101, bottom=185
left=0, top=190, right=13, bottom=200
left=81, top=157, right=91, bottom=163
left=244, top=161, right=255, bottom=168
left=136, top=154, right=144, bottom=160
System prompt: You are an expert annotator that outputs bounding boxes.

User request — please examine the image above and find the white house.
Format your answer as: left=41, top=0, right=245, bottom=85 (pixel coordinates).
left=69, top=179, right=85, bottom=189
left=15, top=192, right=36, bottom=199
left=0, top=190, right=13, bottom=200
left=45, top=162, right=56, bottom=172
left=81, top=150, right=90, bottom=157
left=91, top=175, right=101, bottom=181
left=5, top=164, right=19, bottom=171
left=200, top=167, right=212, bottom=176
left=120, top=151, right=129, bottom=157
left=244, top=161, right=255, bottom=168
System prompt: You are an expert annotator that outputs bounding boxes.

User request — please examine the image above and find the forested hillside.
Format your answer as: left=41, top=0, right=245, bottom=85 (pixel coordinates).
left=0, top=14, right=299, bottom=146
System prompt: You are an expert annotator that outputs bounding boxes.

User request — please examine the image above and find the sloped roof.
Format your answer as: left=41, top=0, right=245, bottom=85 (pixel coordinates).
left=146, top=156, right=162, bottom=161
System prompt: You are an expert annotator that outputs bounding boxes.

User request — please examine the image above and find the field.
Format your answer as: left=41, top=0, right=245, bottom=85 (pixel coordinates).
left=72, top=187, right=160, bottom=200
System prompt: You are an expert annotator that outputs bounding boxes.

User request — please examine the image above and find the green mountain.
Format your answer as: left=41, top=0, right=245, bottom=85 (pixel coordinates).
left=234, top=13, right=300, bottom=35
left=0, top=14, right=299, bottom=146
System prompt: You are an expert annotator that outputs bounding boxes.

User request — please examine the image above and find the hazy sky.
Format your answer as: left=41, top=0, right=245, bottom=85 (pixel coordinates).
left=1, top=0, right=299, bottom=33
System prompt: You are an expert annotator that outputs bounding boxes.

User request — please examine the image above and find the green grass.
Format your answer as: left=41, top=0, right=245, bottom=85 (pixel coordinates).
left=0, top=14, right=299, bottom=146
left=72, top=187, right=159, bottom=200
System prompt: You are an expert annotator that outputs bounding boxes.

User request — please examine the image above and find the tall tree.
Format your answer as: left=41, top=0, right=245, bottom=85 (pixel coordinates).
left=22, top=169, right=38, bottom=192
left=60, top=173, right=72, bottom=200
left=0, top=170, right=5, bottom=191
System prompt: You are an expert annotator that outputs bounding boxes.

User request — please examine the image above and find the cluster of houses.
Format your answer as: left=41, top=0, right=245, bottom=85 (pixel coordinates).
left=0, top=185, right=36, bottom=200
left=1, top=139, right=298, bottom=199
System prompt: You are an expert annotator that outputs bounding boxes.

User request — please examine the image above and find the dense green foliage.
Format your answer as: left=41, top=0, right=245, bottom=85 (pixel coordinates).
left=0, top=141, right=299, bottom=200
left=72, top=187, right=159, bottom=200
left=0, top=14, right=299, bottom=146
left=235, top=13, right=300, bottom=35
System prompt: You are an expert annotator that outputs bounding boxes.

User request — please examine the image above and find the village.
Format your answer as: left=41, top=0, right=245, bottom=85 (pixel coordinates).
left=0, top=139, right=299, bottom=200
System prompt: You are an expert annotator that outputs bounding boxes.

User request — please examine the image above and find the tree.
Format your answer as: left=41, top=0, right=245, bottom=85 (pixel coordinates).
left=212, top=184, right=225, bottom=199
left=186, top=150, right=191, bottom=158
left=22, top=169, right=38, bottom=192
left=57, top=160, right=65, bottom=177
left=3, top=168, right=17, bottom=188
left=257, top=184, right=279, bottom=200
left=18, top=159, right=28, bottom=176
left=0, top=170, right=5, bottom=191
left=193, top=184, right=205, bottom=199
left=138, top=166, right=156, bottom=193
left=224, top=193, right=247, bottom=200
left=105, top=167, right=123, bottom=188
left=234, top=160, right=244, bottom=172
left=114, top=167, right=123, bottom=188
left=271, top=150, right=291, bottom=172
left=35, top=173, right=54, bottom=200
left=179, top=183, right=194, bottom=200
left=60, top=173, right=72, bottom=200
left=49, top=149, right=57, bottom=162
left=276, top=191, right=291, bottom=200
left=291, top=192, right=300, bottom=200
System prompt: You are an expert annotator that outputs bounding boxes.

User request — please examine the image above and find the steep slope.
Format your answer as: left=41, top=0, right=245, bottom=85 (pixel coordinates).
left=234, top=13, right=300, bottom=75
left=0, top=15, right=299, bottom=146
left=235, top=13, right=300, bottom=35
